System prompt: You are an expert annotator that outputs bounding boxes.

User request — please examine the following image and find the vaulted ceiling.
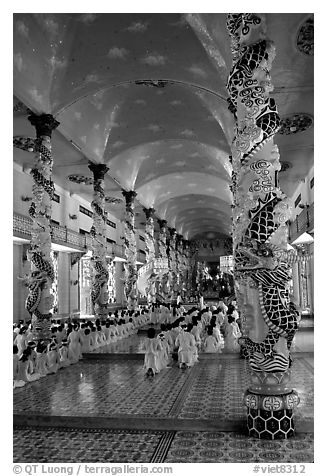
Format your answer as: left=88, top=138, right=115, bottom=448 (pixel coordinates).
left=13, top=13, right=314, bottom=240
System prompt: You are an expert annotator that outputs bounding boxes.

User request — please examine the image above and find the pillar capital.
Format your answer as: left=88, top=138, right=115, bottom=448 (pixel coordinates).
left=143, top=207, right=155, bottom=220
left=157, top=219, right=167, bottom=230
left=122, top=189, right=137, bottom=206
left=88, top=162, right=109, bottom=181
left=28, top=113, right=60, bottom=138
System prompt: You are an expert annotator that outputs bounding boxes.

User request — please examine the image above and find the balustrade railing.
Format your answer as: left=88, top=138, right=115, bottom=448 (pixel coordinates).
left=289, top=203, right=314, bottom=242
left=13, top=212, right=126, bottom=258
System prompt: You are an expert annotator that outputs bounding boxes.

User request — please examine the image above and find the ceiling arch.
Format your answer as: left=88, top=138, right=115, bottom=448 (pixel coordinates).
left=13, top=13, right=232, bottom=114
left=13, top=13, right=314, bottom=241
left=156, top=194, right=231, bottom=223
left=136, top=172, right=232, bottom=210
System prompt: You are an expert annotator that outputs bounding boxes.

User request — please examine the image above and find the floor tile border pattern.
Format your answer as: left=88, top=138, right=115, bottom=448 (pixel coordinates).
left=13, top=426, right=176, bottom=464
left=167, top=366, right=199, bottom=417
left=150, top=431, right=176, bottom=463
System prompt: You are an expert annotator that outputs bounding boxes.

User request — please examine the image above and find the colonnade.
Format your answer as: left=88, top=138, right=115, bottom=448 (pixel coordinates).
left=14, top=117, right=194, bottom=327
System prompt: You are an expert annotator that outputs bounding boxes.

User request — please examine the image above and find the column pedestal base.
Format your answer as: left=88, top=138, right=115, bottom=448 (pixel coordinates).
left=244, top=389, right=300, bottom=439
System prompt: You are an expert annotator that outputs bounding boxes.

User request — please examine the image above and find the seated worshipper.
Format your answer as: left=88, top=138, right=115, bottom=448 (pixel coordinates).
left=121, top=319, right=130, bottom=338
left=203, top=327, right=219, bottom=353
left=211, top=319, right=224, bottom=353
left=81, top=328, right=94, bottom=353
left=127, top=316, right=134, bottom=333
left=25, top=323, right=34, bottom=343
left=14, top=327, right=28, bottom=357
left=104, top=322, right=111, bottom=342
left=90, top=326, right=99, bottom=349
left=50, top=326, right=58, bottom=344
left=218, top=299, right=228, bottom=315
left=59, top=339, right=71, bottom=368
left=68, top=324, right=83, bottom=361
left=56, top=325, right=66, bottom=346
left=13, top=344, right=25, bottom=388
left=201, top=307, right=212, bottom=327
left=175, top=323, right=197, bottom=369
left=78, top=323, right=85, bottom=346
left=163, top=323, right=174, bottom=353
left=35, top=341, right=49, bottom=377
left=199, top=293, right=204, bottom=310
left=191, top=316, right=202, bottom=348
left=141, top=327, right=163, bottom=377
left=47, top=342, right=60, bottom=374
left=108, top=320, right=119, bottom=342
left=224, top=315, right=242, bottom=352
left=187, top=323, right=199, bottom=364
left=13, top=324, right=20, bottom=342
left=95, top=325, right=106, bottom=347
left=116, top=320, right=124, bottom=340
left=15, top=349, right=30, bottom=385
left=27, top=341, right=38, bottom=373
left=157, top=332, right=170, bottom=370
left=215, top=308, right=225, bottom=327
left=19, top=347, right=41, bottom=382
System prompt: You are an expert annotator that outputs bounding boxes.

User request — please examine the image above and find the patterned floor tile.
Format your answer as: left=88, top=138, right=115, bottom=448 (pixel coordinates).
left=177, top=358, right=313, bottom=422
left=13, top=427, right=167, bottom=463
left=13, top=360, right=192, bottom=418
left=164, top=431, right=314, bottom=463
left=13, top=353, right=313, bottom=422
left=13, top=329, right=314, bottom=464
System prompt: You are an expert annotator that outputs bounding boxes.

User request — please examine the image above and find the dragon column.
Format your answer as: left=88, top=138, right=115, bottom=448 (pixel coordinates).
left=14, top=113, right=59, bottom=341
left=122, top=190, right=138, bottom=310
left=143, top=207, right=156, bottom=305
left=88, top=162, right=109, bottom=317
left=226, top=13, right=300, bottom=438
left=156, top=219, right=170, bottom=303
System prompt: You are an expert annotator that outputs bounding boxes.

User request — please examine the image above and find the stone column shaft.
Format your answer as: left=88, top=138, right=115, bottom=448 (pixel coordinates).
left=143, top=207, right=156, bottom=263
left=122, top=190, right=138, bottom=310
left=226, top=13, right=300, bottom=439
left=88, top=162, right=109, bottom=316
left=15, top=113, right=59, bottom=341
left=143, top=207, right=156, bottom=305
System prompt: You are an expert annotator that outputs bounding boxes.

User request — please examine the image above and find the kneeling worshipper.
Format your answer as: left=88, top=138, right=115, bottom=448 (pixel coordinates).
left=141, top=327, right=163, bottom=377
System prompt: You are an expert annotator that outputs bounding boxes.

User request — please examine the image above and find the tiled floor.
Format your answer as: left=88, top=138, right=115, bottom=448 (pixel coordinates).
left=13, top=428, right=314, bottom=463
left=165, top=431, right=314, bottom=463
left=13, top=329, right=314, bottom=463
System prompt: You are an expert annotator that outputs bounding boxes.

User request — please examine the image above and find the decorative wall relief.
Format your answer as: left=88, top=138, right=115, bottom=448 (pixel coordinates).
left=296, top=16, right=314, bottom=56
left=278, top=113, right=313, bottom=135
left=122, top=190, right=138, bottom=310
left=15, top=113, right=59, bottom=341
left=88, top=162, right=109, bottom=315
left=68, top=174, right=94, bottom=185
left=226, top=13, right=302, bottom=438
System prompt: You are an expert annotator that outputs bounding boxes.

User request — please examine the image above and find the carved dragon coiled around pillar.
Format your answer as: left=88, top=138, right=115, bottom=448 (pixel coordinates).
left=226, top=14, right=304, bottom=373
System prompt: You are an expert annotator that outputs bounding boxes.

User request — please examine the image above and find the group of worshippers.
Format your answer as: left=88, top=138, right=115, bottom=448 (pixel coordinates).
left=13, top=307, right=153, bottom=389
left=142, top=300, right=242, bottom=377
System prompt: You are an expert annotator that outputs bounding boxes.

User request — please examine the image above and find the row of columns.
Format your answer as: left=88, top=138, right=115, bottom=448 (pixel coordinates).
left=14, top=114, right=193, bottom=338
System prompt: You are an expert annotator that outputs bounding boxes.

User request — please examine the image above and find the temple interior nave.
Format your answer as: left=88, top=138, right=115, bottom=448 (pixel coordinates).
left=12, top=11, right=315, bottom=467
